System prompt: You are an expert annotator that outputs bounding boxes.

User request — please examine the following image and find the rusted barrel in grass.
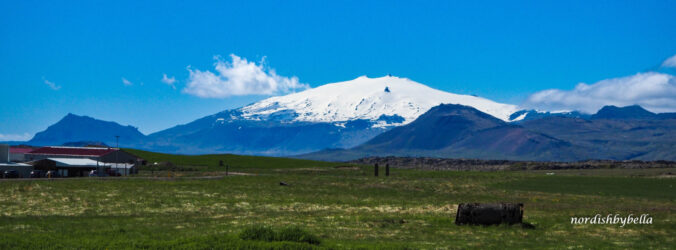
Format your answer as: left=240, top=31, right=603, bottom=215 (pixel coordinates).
left=455, top=203, right=523, bottom=226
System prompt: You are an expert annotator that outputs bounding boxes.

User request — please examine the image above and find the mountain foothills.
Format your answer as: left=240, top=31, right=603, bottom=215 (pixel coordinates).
left=28, top=113, right=146, bottom=146
left=302, top=104, right=676, bottom=161
left=13, top=76, right=676, bottom=161
left=342, top=104, right=584, bottom=161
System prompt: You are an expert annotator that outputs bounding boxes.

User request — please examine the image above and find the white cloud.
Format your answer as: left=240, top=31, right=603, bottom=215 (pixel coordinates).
left=0, top=133, right=32, bottom=141
left=523, top=72, right=676, bottom=113
left=183, top=54, right=309, bottom=98
left=662, top=54, right=676, bottom=68
left=161, top=74, right=176, bottom=89
left=122, top=77, right=133, bottom=86
left=43, top=78, right=61, bottom=90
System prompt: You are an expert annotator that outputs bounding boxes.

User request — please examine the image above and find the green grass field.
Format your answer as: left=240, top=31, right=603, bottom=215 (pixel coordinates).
left=0, top=150, right=674, bottom=249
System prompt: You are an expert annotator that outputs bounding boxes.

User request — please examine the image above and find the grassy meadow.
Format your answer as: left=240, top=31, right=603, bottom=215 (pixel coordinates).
left=0, top=150, right=674, bottom=249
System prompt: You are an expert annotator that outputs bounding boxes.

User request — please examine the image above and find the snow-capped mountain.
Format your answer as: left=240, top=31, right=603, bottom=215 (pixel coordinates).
left=240, top=75, right=521, bottom=126
left=142, top=75, right=521, bottom=155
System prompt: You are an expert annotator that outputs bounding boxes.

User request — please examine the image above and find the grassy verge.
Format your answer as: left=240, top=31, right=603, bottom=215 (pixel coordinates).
left=126, top=148, right=348, bottom=172
left=0, top=152, right=673, bottom=248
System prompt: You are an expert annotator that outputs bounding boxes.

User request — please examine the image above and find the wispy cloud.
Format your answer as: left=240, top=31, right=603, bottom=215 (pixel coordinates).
left=43, top=77, right=61, bottom=90
left=0, top=133, right=32, bottom=141
left=161, top=74, right=176, bottom=89
left=523, top=72, right=676, bottom=113
left=662, top=54, right=676, bottom=68
left=183, top=54, right=309, bottom=98
left=122, top=77, right=133, bottom=86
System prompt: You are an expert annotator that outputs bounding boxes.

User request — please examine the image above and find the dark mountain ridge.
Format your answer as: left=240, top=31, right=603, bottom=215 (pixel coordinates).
left=591, top=105, right=658, bottom=120
left=301, top=104, right=676, bottom=161
left=521, top=107, right=676, bottom=161
left=27, top=113, right=146, bottom=147
left=305, top=104, right=589, bottom=161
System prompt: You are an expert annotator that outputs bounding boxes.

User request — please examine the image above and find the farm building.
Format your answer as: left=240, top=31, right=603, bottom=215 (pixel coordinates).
left=29, top=158, right=109, bottom=177
left=25, top=146, right=144, bottom=164
left=0, top=162, right=33, bottom=178
left=108, top=163, right=137, bottom=175
left=0, top=144, right=33, bottom=177
left=9, top=146, right=34, bottom=162
left=0, top=144, right=7, bottom=161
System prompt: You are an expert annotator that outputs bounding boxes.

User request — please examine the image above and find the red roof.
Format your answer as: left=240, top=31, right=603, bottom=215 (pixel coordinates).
left=27, top=146, right=119, bottom=157
left=10, top=147, right=34, bottom=154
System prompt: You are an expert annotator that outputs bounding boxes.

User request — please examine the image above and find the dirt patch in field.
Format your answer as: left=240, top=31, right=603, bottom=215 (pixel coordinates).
left=276, top=168, right=329, bottom=172
left=263, top=202, right=457, bottom=215
left=334, top=166, right=361, bottom=170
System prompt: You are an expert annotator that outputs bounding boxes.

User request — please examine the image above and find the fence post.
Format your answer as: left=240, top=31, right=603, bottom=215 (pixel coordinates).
left=226, top=165, right=229, bottom=176
left=374, top=163, right=379, bottom=177
left=386, top=164, right=390, bottom=176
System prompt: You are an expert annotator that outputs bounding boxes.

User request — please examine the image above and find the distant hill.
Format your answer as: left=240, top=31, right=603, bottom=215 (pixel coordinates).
left=0, top=141, right=28, bottom=146
left=301, top=104, right=589, bottom=161
left=358, top=103, right=505, bottom=151
left=28, top=113, right=146, bottom=147
left=591, top=105, right=658, bottom=120
left=521, top=111, right=676, bottom=161
left=61, top=141, right=109, bottom=147
left=508, top=105, right=676, bottom=122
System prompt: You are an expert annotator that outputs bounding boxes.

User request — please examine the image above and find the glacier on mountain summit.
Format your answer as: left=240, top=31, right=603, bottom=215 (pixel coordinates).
left=238, top=75, right=522, bottom=126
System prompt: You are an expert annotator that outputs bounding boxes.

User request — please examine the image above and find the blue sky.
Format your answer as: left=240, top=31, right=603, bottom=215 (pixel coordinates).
left=2, top=0, right=676, bottom=139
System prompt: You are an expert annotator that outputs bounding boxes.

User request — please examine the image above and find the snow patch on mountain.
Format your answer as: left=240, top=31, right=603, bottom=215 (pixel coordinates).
left=239, top=76, right=520, bottom=126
